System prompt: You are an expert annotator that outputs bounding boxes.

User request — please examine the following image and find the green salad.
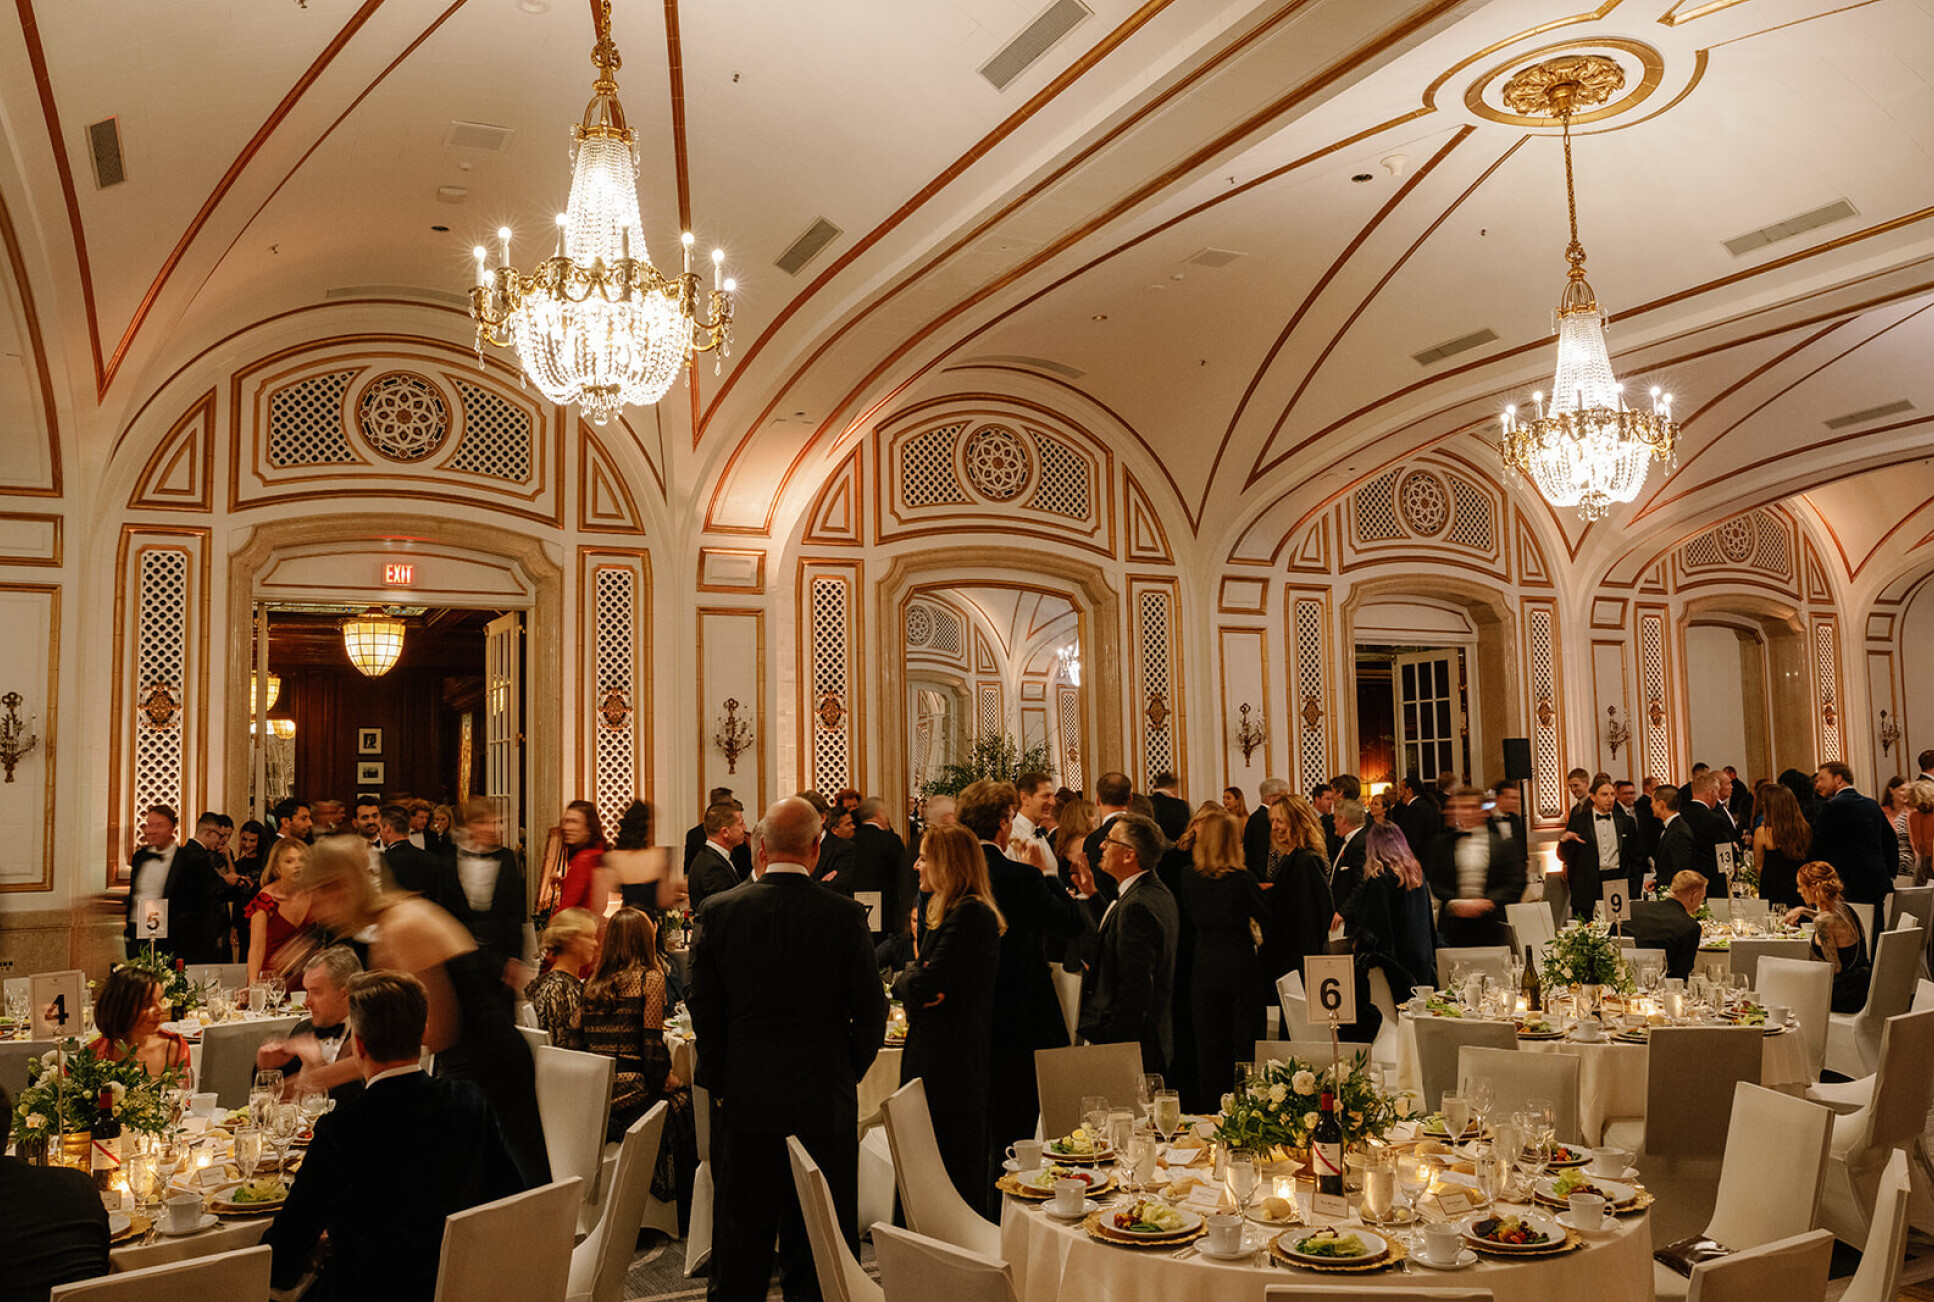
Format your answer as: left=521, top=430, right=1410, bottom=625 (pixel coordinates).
left=1424, top=998, right=1464, bottom=1018
left=231, top=1178, right=287, bottom=1204
left=1107, top=1200, right=1187, bottom=1234
left=1293, top=1228, right=1368, bottom=1258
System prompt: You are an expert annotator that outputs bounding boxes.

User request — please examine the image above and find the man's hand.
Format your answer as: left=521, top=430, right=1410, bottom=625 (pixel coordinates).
left=922, top=992, right=945, bottom=1009
left=1559, top=831, right=1584, bottom=844
left=1447, top=899, right=1495, bottom=918
left=1066, top=854, right=1096, bottom=899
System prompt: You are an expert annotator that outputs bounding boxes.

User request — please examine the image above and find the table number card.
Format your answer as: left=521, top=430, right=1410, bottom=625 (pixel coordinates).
left=29, top=969, right=84, bottom=1039
left=1303, top=955, right=1357, bottom=1027
left=1715, top=843, right=1736, bottom=879
left=1601, top=881, right=1631, bottom=926
left=855, top=891, right=883, bottom=931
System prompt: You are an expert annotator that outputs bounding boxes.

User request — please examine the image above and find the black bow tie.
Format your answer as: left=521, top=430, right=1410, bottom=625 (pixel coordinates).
left=1596, top=814, right=1612, bottom=821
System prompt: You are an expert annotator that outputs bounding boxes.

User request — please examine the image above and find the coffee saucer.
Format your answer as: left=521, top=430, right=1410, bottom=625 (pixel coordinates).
left=1198, top=1233, right=1266, bottom=1260
left=1558, top=1210, right=1616, bottom=1234
left=1413, top=1247, right=1479, bottom=1270
left=158, top=1213, right=221, bottom=1236
left=1043, top=1198, right=1100, bottom=1221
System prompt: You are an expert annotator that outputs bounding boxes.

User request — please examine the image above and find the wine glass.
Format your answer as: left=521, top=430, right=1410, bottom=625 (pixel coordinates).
left=233, top=1125, right=263, bottom=1184
left=1490, top=1116, right=1523, bottom=1201
left=1137, top=1073, right=1163, bottom=1123
left=1463, top=1076, right=1495, bottom=1132
left=1226, top=1147, right=1258, bottom=1217
left=1080, top=1095, right=1108, bottom=1148
left=1152, top=1088, right=1183, bottom=1141
left=1396, top=1155, right=1430, bottom=1246
left=251, top=1068, right=284, bottom=1122
left=125, top=1149, right=157, bottom=1216
left=1517, top=1124, right=1551, bottom=1197
left=1441, top=1091, right=1470, bottom=1143
left=268, top=1101, right=299, bottom=1175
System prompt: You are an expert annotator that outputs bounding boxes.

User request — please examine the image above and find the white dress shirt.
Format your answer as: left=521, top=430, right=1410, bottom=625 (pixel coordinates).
left=133, top=840, right=177, bottom=903
left=1592, top=811, right=1620, bottom=866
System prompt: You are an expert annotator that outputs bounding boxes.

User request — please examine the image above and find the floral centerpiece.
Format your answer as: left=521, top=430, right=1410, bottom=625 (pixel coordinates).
left=122, top=948, right=199, bottom=1015
left=10, top=1038, right=183, bottom=1162
left=1541, top=921, right=1634, bottom=1015
left=1214, top=1051, right=1404, bottom=1163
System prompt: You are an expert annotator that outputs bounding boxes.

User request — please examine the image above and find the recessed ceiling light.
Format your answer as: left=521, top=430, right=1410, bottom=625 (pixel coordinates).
left=1090, top=313, right=1108, bottom=321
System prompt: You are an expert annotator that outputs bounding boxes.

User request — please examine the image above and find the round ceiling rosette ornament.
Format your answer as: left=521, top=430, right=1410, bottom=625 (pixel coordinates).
left=963, top=425, right=1031, bottom=501
left=358, top=372, right=450, bottom=462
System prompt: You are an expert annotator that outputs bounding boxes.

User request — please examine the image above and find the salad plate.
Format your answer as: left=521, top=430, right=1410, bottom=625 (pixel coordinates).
left=1535, top=1172, right=1637, bottom=1208
left=208, top=1178, right=288, bottom=1215
left=1545, top=1144, right=1592, bottom=1168
left=1462, top=1211, right=1569, bottom=1255
left=1001, top=1165, right=1115, bottom=1199
left=1092, top=1200, right=1200, bottom=1242
left=1043, top=1130, right=1114, bottom=1164
left=1274, top=1226, right=1388, bottom=1265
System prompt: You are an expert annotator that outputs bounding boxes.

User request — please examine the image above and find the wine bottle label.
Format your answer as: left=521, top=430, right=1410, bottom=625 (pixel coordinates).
left=1313, top=1141, right=1342, bottom=1179
left=91, top=1135, right=122, bottom=1171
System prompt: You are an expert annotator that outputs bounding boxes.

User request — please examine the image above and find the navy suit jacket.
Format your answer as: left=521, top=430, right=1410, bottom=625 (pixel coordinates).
left=1076, top=870, right=1180, bottom=1073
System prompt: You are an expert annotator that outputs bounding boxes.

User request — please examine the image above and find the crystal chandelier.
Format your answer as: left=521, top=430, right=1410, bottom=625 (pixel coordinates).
left=342, top=608, right=406, bottom=678
left=468, top=0, right=733, bottom=425
left=1496, top=55, right=1678, bottom=522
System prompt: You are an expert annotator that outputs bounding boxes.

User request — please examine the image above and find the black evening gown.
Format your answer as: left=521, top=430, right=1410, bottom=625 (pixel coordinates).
left=434, top=947, right=552, bottom=1188
left=891, top=895, right=1001, bottom=1210
left=1180, top=868, right=1268, bottom=1110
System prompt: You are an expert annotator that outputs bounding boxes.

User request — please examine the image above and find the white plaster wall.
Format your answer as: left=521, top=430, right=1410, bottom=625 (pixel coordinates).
left=1686, top=625, right=1751, bottom=772
left=1902, top=584, right=1934, bottom=768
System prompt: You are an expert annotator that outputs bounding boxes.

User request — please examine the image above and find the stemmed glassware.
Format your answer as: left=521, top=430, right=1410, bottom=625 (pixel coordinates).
left=268, top=1102, right=300, bottom=1176
left=1081, top=1095, right=1109, bottom=1143
left=233, top=1125, right=263, bottom=1185
left=124, top=1147, right=158, bottom=1218
left=1517, top=1123, right=1551, bottom=1196
left=1136, top=1073, right=1163, bottom=1124
left=1151, top=1088, right=1183, bottom=1142
left=1462, top=1075, right=1495, bottom=1134
left=1396, top=1155, right=1431, bottom=1248
left=1358, top=1147, right=1395, bottom=1227
left=1491, top=1115, right=1524, bottom=1203
left=1225, top=1146, right=1258, bottom=1219
left=1124, top=1123, right=1157, bottom=1194
left=1441, top=1091, right=1470, bottom=1143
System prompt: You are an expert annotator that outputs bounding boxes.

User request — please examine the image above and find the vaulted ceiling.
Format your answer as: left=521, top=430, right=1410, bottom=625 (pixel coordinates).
left=4, top=0, right=1932, bottom=593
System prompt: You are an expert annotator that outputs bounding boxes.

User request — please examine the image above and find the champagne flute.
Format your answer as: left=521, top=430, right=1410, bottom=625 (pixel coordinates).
left=233, top=1125, right=262, bottom=1184
left=1152, top=1088, right=1183, bottom=1142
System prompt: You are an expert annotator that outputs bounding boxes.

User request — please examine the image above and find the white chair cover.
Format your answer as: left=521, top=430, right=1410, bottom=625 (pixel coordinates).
left=1848, top=902, right=1877, bottom=944
left=880, top=1078, right=1001, bottom=1258
left=516, top=1000, right=539, bottom=1028
left=1031, top=1041, right=1143, bottom=1140
left=858, top=1125, right=896, bottom=1246
left=1455, top=1045, right=1582, bottom=1145
left=1603, top=1027, right=1764, bottom=1163
left=0, top=1038, right=54, bottom=1097
left=1276, top=971, right=1316, bottom=1040
left=1409, top=1016, right=1516, bottom=1114
left=1725, top=937, right=1812, bottom=987
left=1433, top=946, right=1512, bottom=989
left=1505, top=902, right=1554, bottom=965
left=518, top=1025, right=552, bottom=1050
left=197, top=1017, right=301, bottom=1108
left=1826, top=924, right=1923, bottom=1078
left=1365, top=968, right=1403, bottom=1069
left=871, top=1222, right=1019, bottom=1302
left=1820, top=1008, right=1934, bottom=1243
left=788, top=1136, right=885, bottom=1302
left=190, top=964, right=248, bottom=992
left=432, top=1177, right=582, bottom=1302
left=533, top=1044, right=614, bottom=1229
left=1887, top=884, right=1933, bottom=936
left=1838, top=1149, right=1912, bottom=1302
left=51, top=1245, right=271, bottom=1301
left=683, top=1083, right=715, bottom=1278
left=569, top=1102, right=667, bottom=1302
left=1755, top=956, right=1831, bottom=1083
left=1682, top=1229, right=1832, bottom=1302
left=1052, top=967, right=1082, bottom=1044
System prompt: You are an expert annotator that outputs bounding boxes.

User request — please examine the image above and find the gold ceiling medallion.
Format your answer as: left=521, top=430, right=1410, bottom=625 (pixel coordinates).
left=598, top=687, right=631, bottom=730
left=139, top=681, right=180, bottom=729
left=1462, top=38, right=1667, bottom=129
left=1499, top=53, right=1624, bottom=118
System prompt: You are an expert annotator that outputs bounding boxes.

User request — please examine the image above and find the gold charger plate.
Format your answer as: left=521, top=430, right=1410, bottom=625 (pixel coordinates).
left=1465, top=1225, right=1585, bottom=1257
left=1534, top=1186, right=1654, bottom=1215
left=996, top=1169, right=1117, bottom=1200
left=1080, top=1209, right=1204, bottom=1248
left=1267, top=1231, right=1409, bottom=1273
left=109, top=1212, right=152, bottom=1245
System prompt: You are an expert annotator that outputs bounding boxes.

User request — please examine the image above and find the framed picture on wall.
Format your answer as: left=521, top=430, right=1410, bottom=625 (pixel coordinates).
left=357, top=728, right=382, bottom=754
left=356, top=761, right=385, bottom=786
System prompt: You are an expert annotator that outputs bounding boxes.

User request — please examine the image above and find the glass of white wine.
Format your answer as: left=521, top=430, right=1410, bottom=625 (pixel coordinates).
left=232, top=1125, right=263, bottom=1184
left=1152, top=1089, right=1182, bottom=1141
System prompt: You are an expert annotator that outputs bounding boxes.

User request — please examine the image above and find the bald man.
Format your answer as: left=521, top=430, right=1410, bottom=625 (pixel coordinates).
left=689, top=797, right=887, bottom=1302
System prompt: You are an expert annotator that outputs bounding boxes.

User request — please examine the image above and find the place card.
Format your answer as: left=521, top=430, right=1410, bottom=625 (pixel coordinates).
left=1311, top=1191, right=1348, bottom=1219
left=198, top=1165, right=228, bottom=1189
left=1183, top=1185, right=1226, bottom=1214
left=1435, top=1190, right=1474, bottom=1217
left=1164, top=1145, right=1204, bottom=1167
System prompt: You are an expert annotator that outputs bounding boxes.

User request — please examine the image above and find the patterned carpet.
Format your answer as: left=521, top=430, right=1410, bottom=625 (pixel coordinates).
left=622, top=1231, right=880, bottom=1301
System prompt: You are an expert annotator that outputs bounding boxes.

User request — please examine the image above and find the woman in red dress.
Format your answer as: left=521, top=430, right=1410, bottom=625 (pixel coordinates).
left=88, top=967, right=192, bottom=1088
left=245, top=838, right=316, bottom=988
left=553, top=800, right=610, bottom=918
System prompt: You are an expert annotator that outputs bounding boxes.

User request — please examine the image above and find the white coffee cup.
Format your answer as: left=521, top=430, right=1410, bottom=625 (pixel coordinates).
left=1587, top=1146, right=1631, bottom=1177
left=190, top=1092, right=219, bottom=1118
left=1765, top=1004, right=1790, bottom=1029
left=1205, top=1212, right=1243, bottom=1254
left=163, top=1191, right=204, bottom=1234
left=1007, top=1139, right=1044, bottom=1171
left=1567, top=1191, right=1608, bottom=1228
left=1053, top=1178, right=1087, bottom=1215
left=1423, top=1220, right=1464, bottom=1264
left=1573, top=1019, right=1603, bottom=1041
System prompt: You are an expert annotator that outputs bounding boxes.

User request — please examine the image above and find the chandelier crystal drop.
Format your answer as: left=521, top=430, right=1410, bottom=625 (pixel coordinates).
left=468, top=0, right=733, bottom=425
left=342, top=608, right=407, bottom=678
left=1496, top=55, right=1678, bottom=523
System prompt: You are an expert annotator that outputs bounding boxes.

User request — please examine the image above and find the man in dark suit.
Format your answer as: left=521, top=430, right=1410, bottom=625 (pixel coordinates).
left=685, top=788, right=753, bottom=880
left=796, top=790, right=858, bottom=891
left=689, top=798, right=886, bottom=1302
left=1650, top=785, right=1695, bottom=889
left=688, top=801, right=747, bottom=913
left=1617, top=779, right=1660, bottom=873
left=1626, top=873, right=1707, bottom=979
left=1722, top=767, right=1753, bottom=827
left=847, top=798, right=905, bottom=939
left=267, top=971, right=525, bottom=1301
left=123, top=804, right=228, bottom=963
left=1077, top=812, right=1179, bottom=1075
left=437, top=799, right=528, bottom=986
left=1244, top=777, right=1289, bottom=877
left=0, top=1082, right=109, bottom=1298
left=1328, top=799, right=1370, bottom=933
left=1425, top=789, right=1524, bottom=947
left=375, top=804, right=445, bottom=897
left=271, top=796, right=314, bottom=848
left=1390, top=773, right=1441, bottom=863
left=1812, top=762, right=1898, bottom=920
left=1712, top=770, right=1749, bottom=852
left=1309, top=784, right=1341, bottom=860
left=1557, top=777, right=1639, bottom=921
left=1080, top=772, right=1135, bottom=901
left=1678, top=772, right=1734, bottom=895
left=256, top=946, right=367, bottom=1106
left=1148, top=772, right=1190, bottom=843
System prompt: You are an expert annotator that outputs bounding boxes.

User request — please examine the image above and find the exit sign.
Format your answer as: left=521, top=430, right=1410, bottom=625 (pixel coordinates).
left=383, top=563, right=414, bottom=585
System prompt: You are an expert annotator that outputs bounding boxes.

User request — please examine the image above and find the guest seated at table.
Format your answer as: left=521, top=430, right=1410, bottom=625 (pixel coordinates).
left=245, top=837, right=316, bottom=990
left=1625, top=871, right=1705, bottom=979
left=0, top=1082, right=109, bottom=1302
left=524, top=907, right=598, bottom=1050
left=1787, top=860, right=1872, bottom=1013
left=256, top=946, right=366, bottom=1105
left=576, top=906, right=696, bottom=1218
left=86, top=967, right=192, bottom=1089
left=266, top=971, right=525, bottom=1302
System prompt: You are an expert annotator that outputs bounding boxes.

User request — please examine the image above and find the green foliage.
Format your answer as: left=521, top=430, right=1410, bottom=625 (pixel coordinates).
left=122, top=947, right=200, bottom=1010
left=1213, top=1051, right=1404, bottom=1152
left=12, top=1038, right=184, bottom=1144
left=1541, top=921, right=1635, bottom=993
left=918, top=732, right=1054, bottom=799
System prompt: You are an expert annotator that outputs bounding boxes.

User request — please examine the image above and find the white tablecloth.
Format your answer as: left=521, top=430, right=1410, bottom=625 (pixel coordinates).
left=1394, top=1015, right=1811, bottom=1144
left=666, top=1032, right=902, bottom=1132
left=1001, top=1192, right=1653, bottom=1302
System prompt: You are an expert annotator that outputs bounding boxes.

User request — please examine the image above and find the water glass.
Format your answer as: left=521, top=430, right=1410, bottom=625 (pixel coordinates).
left=1225, top=1147, right=1258, bottom=1214
left=1441, top=1091, right=1470, bottom=1141
left=1358, top=1148, right=1395, bottom=1224
left=1152, top=1089, right=1182, bottom=1139
left=1396, top=1156, right=1431, bottom=1245
left=1125, top=1126, right=1157, bottom=1192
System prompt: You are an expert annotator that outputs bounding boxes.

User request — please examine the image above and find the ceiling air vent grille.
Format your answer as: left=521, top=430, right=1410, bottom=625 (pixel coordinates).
left=775, top=217, right=842, bottom=276
left=1723, top=199, right=1857, bottom=257
left=1412, top=328, right=1499, bottom=366
left=87, top=118, right=126, bottom=188
left=446, top=121, right=514, bottom=152
left=1823, top=399, right=1914, bottom=430
left=980, top=0, right=1090, bottom=92
left=1185, top=248, right=1245, bottom=268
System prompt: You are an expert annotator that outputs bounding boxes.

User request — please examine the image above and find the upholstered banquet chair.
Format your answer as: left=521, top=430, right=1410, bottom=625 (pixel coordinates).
left=1031, top=1041, right=1142, bottom=1140
left=1836, top=1149, right=1913, bottom=1302
left=49, top=1246, right=270, bottom=1302
left=1505, top=902, right=1555, bottom=960
left=1264, top=1286, right=1493, bottom=1301
left=1755, top=956, right=1831, bottom=1083
left=1682, top=1229, right=1833, bottom=1302
left=532, top=1043, right=614, bottom=1234
left=1817, top=1009, right=1934, bottom=1244
left=1433, top=947, right=1512, bottom=990
left=569, top=1102, right=667, bottom=1302
left=880, top=1078, right=1001, bottom=1258
left=432, top=1177, right=581, bottom=1302
left=1725, top=937, right=1811, bottom=988
left=1825, top=924, right=1922, bottom=1078
left=788, top=1136, right=884, bottom=1302
left=198, top=1016, right=302, bottom=1108
left=871, top=1223, right=1020, bottom=1302
left=1455, top=1045, right=1582, bottom=1146
left=1600, top=1026, right=1763, bottom=1161
left=1409, top=1016, right=1516, bottom=1115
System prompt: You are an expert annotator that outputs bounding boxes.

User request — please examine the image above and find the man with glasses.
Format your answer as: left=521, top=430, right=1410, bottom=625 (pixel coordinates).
left=1076, top=813, right=1179, bottom=1076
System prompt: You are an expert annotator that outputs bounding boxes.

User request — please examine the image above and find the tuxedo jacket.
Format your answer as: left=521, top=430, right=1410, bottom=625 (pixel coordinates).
left=0, top=1155, right=108, bottom=1300
left=1653, top=815, right=1696, bottom=886
left=1149, top=792, right=1191, bottom=843
left=123, top=838, right=227, bottom=963
left=1559, top=805, right=1641, bottom=910
left=1076, top=870, right=1180, bottom=1074
left=1243, top=806, right=1274, bottom=878
left=436, top=843, right=527, bottom=975
left=988, top=842, right=1085, bottom=1056
left=266, top=1071, right=523, bottom=1302
left=1424, top=825, right=1524, bottom=947
left=813, top=832, right=857, bottom=892
left=382, top=840, right=446, bottom=898
left=848, top=822, right=907, bottom=936
left=687, top=871, right=886, bottom=1135
left=686, top=843, right=741, bottom=912
left=1329, top=826, right=1369, bottom=933
left=683, top=824, right=753, bottom=880
left=1726, top=785, right=1753, bottom=828
left=1625, top=900, right=1700, bottom=980
left=1390, top=798, right=1441, bottom=863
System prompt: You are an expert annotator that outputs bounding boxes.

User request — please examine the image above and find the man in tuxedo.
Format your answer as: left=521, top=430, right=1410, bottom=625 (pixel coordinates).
left=1711, top=770, right=1748, bottom=850
left=798, top=790, right=857, bottom=890
left=689, top=798, right=885, bottom=1302
left=1244, top=777, right=1288, bottom=877
left=1425, top=789, right=1524, bottom=947
left=1077, top=812, right=1179, bottom=1075
left=195, top=809, right=253, bottom=958
left=124, top=804, right=228, bottom=963
left=439, top=800, right=528, bottom=987
left=0, top=1081, right=109, bottom=1298
left=1722, top=766, right=1753, bottom=826
left=267, top=971, right=525, bottom=1301
left=685, top=788, right=753, bottom=878
left=256, top=946, right=367, bottom=1106
left=376, top=804, right=445, bottom=897
left=1149, top=771, right=1190, bottom=842
left=1010, top=772, right=1057, bottom=847
left=1918, top=750, right=1934, bottom=787
left=1626, top=872, right=1707, bottom=979
left=1558, top=778, right=1639, bottom=920
left=1617, top=779, right=1660, bottom=870
left=1812, top=762, right=1897, bottom=920
left=406, top=799, right=442, bottom=854
left=1080, top=771, right=1135, bottom=900
left=1309, top=784, right=1340, bottom=860
left=1650, top=785, right=1695, bottom=889
left=1489, top=782, right=1526, bottom=846
left=688, top=801, right=747, bottom=913
left=1390, top=773, right=1440, bottom=862
left=1679, top=771, right=1734, bottom=894
left=271, top=796, right=314, bottom=847
left=312, top=799, right=346, bottom=836
left=843, top=797, right=903, bottom=938
left=1328, top=798, right=1369, bottom=930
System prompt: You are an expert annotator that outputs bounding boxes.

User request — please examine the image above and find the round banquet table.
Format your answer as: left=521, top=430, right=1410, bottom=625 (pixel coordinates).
left=1394, top=1014, right=1810, bottom=1144
left=666, top=1029, right=903, bottom=1130
left=1000, top=1190, right=1653, bottom=1302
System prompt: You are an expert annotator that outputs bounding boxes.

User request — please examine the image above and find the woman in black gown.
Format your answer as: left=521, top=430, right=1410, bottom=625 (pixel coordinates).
left=1752, top=783, right=1812, bottom=910
left=890, top=822, right=1003, bottom=1209
left=1261, top=795, right=1334, bottom=1001
left=1178, top=808, right=1268, bottom=1108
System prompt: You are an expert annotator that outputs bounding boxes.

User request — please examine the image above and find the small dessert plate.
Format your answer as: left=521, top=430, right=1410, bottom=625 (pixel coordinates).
left=1413, top=1247, right=1480, bottom=1270
left=1043, top=1198, right=1100, bottom=1221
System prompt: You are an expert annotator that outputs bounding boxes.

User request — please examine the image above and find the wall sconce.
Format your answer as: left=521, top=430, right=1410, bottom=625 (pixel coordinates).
left=1605, top=705, right=1630, bottom=760
left=1879, top=709, right=1902, bottom=757
left=714, top=697, right=753, bottom=774
left=1235, top=702, right=1266, bottom=768
left=1, top=692, right=38, bottom=783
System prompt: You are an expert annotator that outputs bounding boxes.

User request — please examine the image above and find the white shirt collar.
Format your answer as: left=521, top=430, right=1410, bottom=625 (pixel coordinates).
left=367, top=1063, right=422, bottom=1087
left=761, top=863, right=810, bottom=876
left=1115, top=868, right=1149, bottom=896
left=705, top=838, right=735, bottom=859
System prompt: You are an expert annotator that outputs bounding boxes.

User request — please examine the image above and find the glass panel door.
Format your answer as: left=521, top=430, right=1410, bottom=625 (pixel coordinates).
left=484, top=611, right=522, bottom=854
left=1391, top=649, right=1464, bottom=783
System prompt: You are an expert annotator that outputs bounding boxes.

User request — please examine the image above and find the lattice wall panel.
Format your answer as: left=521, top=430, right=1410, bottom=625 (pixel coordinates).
left=1815, top=620, right=1842, bottom=763
left=1137, top=588, right=1175, bottom=780
left=977, top=683, right=1003, bottom=738
left=591, top=566, right=637, bottom=817
left=1029, top=432, right=1090, bottom=519
left=1527, top=605, right=1562, bottom=822
left=901, top=426, right=969, bottom=506
left=132, top=549, right=189, bottom=819
left=266, top=371, right=356, bottom=465
left=802, top=568, right=859, bottom=795
left=1639, top=610, right=1671, bottom=781
left=1292, top=595, right=1329, bottom=792
left=1058, top=685, right=1084, bottom=793
left=1355, top=471, right=1403, bottom=542
left=449, top=380, right=533, bottom=481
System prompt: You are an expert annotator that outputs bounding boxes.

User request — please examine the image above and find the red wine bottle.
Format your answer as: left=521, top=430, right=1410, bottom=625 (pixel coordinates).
left=92, top=1088, right=122, bottom=1191
left=1313, top=1088, right=1344, bottom=1198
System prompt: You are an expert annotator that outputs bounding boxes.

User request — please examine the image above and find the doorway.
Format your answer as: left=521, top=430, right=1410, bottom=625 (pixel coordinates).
left=1355, top=644, right=1472, bottom=790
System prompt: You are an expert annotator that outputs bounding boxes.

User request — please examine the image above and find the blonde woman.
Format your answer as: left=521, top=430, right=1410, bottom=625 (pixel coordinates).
left=244, top=837, right=314, bottom=989
left=1263, top=794, right=1335, bottom=991
left=1907, top=780, right=1934, bottom=886
left=1181, top=809, right=1268, bottom=1106
left=1788, top=860, right=1872, bottom=1013
left=525, top=907, right=599, bottom=1050
left=891, top=822, right=1005, bottom=1205
left=299, top=832, right=551, bottom=1185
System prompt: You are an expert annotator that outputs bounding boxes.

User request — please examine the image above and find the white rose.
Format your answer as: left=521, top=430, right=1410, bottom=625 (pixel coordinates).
left=25, top=1112, right=46, bottom=1130
left=1269, top=1082, right=1288, bottom=1105
left=107, top=1081, right=128, bottom=1106
left=1291, top=1070, right=1316, bottom=1097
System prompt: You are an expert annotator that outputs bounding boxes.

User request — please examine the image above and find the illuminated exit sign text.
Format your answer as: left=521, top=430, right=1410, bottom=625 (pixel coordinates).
left=383, top=563, right=415, bottom=585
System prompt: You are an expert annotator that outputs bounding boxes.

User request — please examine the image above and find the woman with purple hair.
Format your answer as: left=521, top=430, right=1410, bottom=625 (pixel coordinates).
left=1357, top=822, right=1435, bottom=998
